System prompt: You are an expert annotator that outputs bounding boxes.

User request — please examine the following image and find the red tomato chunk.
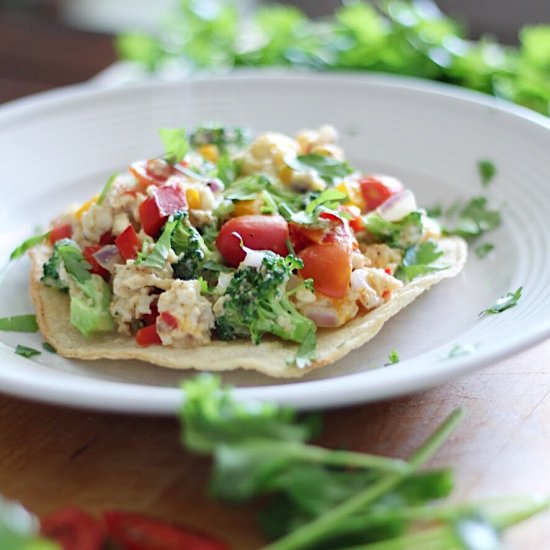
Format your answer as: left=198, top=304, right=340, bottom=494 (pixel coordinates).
left=139, top=186, right=187, bottom=237
left=115, top=225, right=141, bottom=261
left=359, top=175, right=403, bottom=212
left=216, top=215, right=289, bottom=267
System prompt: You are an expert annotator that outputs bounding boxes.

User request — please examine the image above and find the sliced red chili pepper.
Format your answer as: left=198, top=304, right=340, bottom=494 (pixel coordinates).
left=104, top=510, right=230, bottom=550
left=139, top=185, right=187, bottom=237
left=50, top=224, right=73, bottom=245
left=41, top=507, right=106, bottom=550
left=115, top=225, right=141, bottom=261
left=160, top=312, right=179, bottom=330
left=83, top=245, right=110, bottom=281
left=136, top=324, right=162, bottom=347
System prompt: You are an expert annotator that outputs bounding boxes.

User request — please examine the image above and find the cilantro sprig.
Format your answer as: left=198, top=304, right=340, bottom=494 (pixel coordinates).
left=158, top=127, right=189, bottom=165
left=443, top=197, right=501, bottom=242
left=396, top=241, right=445, bottom=282
left=480, top=287, right=523, bottom=316
left=285, top=154, right=353, bottom=184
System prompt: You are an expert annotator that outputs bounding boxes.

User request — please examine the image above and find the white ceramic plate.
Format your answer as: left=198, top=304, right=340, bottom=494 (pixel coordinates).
left=1, top=72, right=549, bottom=414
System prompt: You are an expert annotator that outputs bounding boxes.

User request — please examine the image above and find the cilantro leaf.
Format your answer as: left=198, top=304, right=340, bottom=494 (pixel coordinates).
left=396, top=241, right=445, bottom=282
left=0, top=315, right=39, bottom=333
left=97, top=173, right=117, bottom=205
left=286, top=154, right=353, bottom=183
left=140, top=218, right=179, bottom=269
left=388, top=350, right=400, bottom=364
left=9, top=232, right=50, bottom=261
left=190, top=125, right=250, bottom=149
left=475, top=243, right=494, bottom=258
left=478, top=160, right=496, bottom=188
left=42, top=342, right=57, bottom=354
left=54, top=240, right=92, bottom=284
left=294, top=328, right=317, bottom=369
left=363, top=212, right=424, bottom=249
left=480, top=287, right=523, bottom=316
left=15, top=345, right=41, bottom=359
left=444, top=197, right=501, bottom=242
left=158, top=128, right=189, bottom=165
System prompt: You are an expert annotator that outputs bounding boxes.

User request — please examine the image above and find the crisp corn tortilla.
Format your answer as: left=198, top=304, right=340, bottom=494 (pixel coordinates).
left=29, top=237, right=467, bottom=378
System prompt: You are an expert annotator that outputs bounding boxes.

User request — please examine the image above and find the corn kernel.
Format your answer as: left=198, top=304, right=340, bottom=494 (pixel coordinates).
left=198, top=144, right=219, bottom=163
left=186, top=188, right=202, bottom=210
left=75, top=196, right=98, bottom=220
left=233, top=198, right=262, bottom=217
left=338, top=181, right=365, bottom=210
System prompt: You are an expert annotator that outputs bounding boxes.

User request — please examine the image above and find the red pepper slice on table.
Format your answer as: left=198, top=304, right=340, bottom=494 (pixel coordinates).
left=41, top=507, right=107, bottom=550
left=104, top=510, right=230, bottom=550
left=139, top=185, right=188, bottom=237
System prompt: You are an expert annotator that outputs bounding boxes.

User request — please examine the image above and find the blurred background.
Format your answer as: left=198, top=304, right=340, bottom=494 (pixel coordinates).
left=1, top=0, right=550, bottom=109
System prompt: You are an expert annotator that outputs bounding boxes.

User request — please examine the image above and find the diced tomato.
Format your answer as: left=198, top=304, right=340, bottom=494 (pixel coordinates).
left=99, top=231, right=115, bottom=245
left=359, top=175, right=404, bottom=212
left=104, top=510, right=230, bottom=550
left=115, top=225, right=141, bottom=261
left=50, top=224, right=73, bottom=245
left=139, top=185, right=188, bottom=237
left=41, top=507, right=107, bottom=550
left=142, top=302, right=159, bottom=327
left=216, top=215, right=289, bottom=267
left=288, top=223, right=325, bottom=254
left=339, top=205, right=364, bottom=233
left=130, top=159, right=174, bottom=192
left=160, top=312, right=178, bottom=330
left=136, top=324, right=162, bottom=347
left=299, top=241, right=352, bottom=299
left=83, top=245, right=110, bottom=280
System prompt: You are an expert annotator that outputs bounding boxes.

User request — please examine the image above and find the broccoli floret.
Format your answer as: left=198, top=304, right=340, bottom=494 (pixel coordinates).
left=215, top=253, right=316, bottom=347
left=41, top=251, right=68, bottom=291
left=171, top=214, right=211, bottom=280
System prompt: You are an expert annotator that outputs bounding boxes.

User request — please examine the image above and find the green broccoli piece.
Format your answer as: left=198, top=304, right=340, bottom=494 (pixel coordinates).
left=171, top=214, right=211, bottom=280
left=215, top=253, right=316, bottom=348
left=41, top=251, right=68, bottom=291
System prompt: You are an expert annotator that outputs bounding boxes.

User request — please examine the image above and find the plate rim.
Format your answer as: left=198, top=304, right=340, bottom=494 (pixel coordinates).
left=1, top=70, right=550, bottom=414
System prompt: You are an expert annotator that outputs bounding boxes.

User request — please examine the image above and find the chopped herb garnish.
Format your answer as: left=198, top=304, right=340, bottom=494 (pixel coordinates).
left=141, top=218, right=179, bottom=269
left=0, top=315, right=39, bottom=333
left=158, top=127, right=189, bottom=165
left=478, top=160, right=497, bottom=187
left=97, top=173, right=117, bottom=205
left=285, top=154, right=353, bottom=183
left=444, top=197, right=501, bottom=242
left=480, top=287, right=523, bottom=316
left=442, top=343, right=477, bottom=359
left=396, top=241, right=445, bottom=282
left=475, top=243, right=495, bottom=258
left=294, top=329, right=317, bottom=369
left=15, top=345, right=41, bottom=358
left=388, top=349, right=400, bottom=364
left=54, top=239, right=92, bottom=284
left=42, top=342, right=57, bottom=354
left=425, top=204, right=443, bottom=218
left=9, top=232, right=50, bottom=261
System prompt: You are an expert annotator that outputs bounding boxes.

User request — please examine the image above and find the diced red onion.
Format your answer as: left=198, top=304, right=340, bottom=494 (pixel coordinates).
left=93, top=245, right=122, bottom=272
left=377, top=189, right=417, bottom=222
left=304, top=306, right=340, bottom=327
left=242, top=247, right=267, bottom=269
left=206, top=178, right=225, bottom=192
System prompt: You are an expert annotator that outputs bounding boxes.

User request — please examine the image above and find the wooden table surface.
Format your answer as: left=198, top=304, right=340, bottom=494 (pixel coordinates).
left=1, top=12, right=549, bottom=549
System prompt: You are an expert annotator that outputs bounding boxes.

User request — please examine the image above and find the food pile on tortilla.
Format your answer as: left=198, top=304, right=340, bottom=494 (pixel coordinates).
left=28, top=125, right=466, bottom=377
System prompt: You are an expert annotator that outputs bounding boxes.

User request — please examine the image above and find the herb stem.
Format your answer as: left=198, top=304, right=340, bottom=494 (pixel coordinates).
left=261, top=409, right=464, bottom=550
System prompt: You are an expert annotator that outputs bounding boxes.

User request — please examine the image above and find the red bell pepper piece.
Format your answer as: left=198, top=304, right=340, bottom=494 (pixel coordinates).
left=104, top=510, right=230, bottom=550
left=115, top=225, right=141, bottom=261
left=139, top=186, right=187, bottom=237
left=136, top=324, right=162, bottom=347
left=50, top=224, right=73, bottom=245
left=41, top=507, right=107, bottom=550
